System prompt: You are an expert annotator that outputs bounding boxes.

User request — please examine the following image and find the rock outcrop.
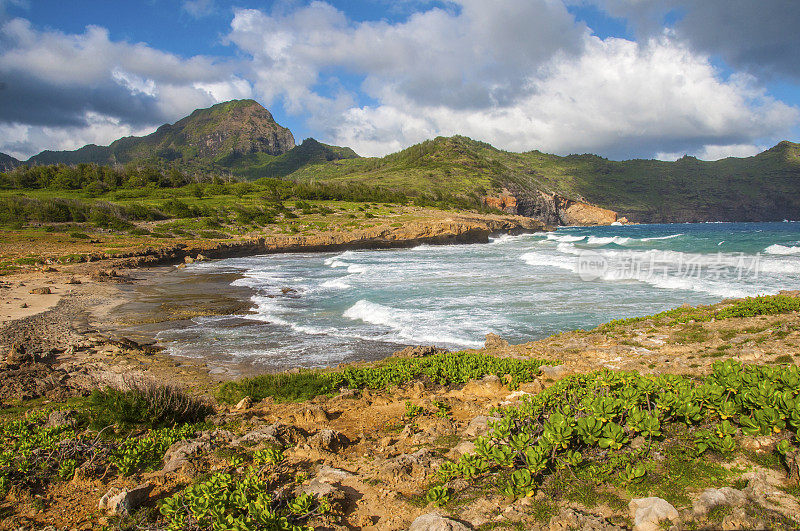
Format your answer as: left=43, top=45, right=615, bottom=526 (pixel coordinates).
left=484, top=188, right=619, bottom=226
left=112, top=214, right=549, bottom=268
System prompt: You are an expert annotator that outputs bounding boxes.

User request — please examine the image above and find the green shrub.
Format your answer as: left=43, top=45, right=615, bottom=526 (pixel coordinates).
left=159, top=470, right=317, bottom=530
left=217, top=351, right=548, bottom=404
left=716, top=295, right=800, bottom=319
left=89, top=379, right=212, bottom=430
left=436, top=360, right=800, bottom=503
left=69, top=231, right=90, bottom=239
left=111, top=424, right=198, bottom=475
left=598, top=295, right=800, bottom=333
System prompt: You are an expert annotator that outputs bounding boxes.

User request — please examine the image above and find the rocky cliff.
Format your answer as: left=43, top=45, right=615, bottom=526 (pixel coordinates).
left=484, top=189, right=619, bottom=226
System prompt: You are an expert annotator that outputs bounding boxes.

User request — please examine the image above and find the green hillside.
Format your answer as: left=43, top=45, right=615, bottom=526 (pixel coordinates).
left=230, top=138, right=358, bottom=180
left=9, top=98, right=800, bottom=223
left=287, top=136, right=800, bottom=223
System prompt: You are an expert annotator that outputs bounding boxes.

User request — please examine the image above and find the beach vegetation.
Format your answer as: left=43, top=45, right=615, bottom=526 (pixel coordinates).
left=216, top=351, right=549, bottom=404
left=597, top=295, right=800, bottom=333
left=88, top=379, right=213, bottom=430
left=427, top=361, right=800, bottom=510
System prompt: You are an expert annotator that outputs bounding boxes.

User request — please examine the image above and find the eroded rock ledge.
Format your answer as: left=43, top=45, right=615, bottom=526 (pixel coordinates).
left=112, top=214, right=550, bottom=268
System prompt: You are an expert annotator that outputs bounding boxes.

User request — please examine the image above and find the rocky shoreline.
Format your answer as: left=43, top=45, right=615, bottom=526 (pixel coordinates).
left=0, top=212, right=549, bottom=400
left=110, top=214, right=549, bottom=268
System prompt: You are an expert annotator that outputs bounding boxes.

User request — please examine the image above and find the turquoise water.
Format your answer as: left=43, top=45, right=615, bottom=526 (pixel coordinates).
left=160, top=222, right=800, bottom=372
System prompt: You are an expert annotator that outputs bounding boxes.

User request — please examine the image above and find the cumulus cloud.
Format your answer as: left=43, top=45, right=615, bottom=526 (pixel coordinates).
left=228, top=0, right=586, bottom=113
left=588, top=0, right=800, bottom=80
left=1, top=0, right=797, bottom=162
left=226, top=1, right=797, bottom=159
left=0, top=17, right=252, bottom=158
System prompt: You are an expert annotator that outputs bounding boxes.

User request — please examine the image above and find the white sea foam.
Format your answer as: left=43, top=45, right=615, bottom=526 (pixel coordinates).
left=324, top=251, right=358, bottom=265
left=640, top=233, right=684, bottom=241
left=521, top=245, right=780, bottom=298
left=245, top=295, right=290, bottom=326
left=520, top=251, right=577, bottom=272
left=490, top=234, right=528, bottom=244
left=343, top=299, right=483, bottom=348
left=320, top=279, right=352, bottom=290
left=586, top=236, right=632, bottom=245
left=765, top=244, right=800, bottom=255
left=545, top=233, right=586, bottom=243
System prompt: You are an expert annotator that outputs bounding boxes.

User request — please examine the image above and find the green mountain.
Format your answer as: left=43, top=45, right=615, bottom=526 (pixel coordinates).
left=26, top=99, right=297, bottom=167
left=20, top=99, right=360, bottom=179
left=0, top=152, right=19, bottom=172
left=287, top=136, right=800, bottom=223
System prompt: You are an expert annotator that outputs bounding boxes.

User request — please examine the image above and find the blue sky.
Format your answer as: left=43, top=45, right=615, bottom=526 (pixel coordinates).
left=1, top=0, right=799, bottom=161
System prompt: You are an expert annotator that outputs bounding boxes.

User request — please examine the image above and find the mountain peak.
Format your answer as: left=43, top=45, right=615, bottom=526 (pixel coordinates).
left=27, top=99, right=295, bottom=166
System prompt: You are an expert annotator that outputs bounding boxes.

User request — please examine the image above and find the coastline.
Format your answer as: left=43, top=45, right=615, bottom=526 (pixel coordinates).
left=108, top=212, right=550, bottom=268
left=0, top=212, right=549, bottom=391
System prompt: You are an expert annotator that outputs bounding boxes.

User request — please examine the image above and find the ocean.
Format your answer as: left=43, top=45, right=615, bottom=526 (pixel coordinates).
left=153, top=222, right=800, bottom=373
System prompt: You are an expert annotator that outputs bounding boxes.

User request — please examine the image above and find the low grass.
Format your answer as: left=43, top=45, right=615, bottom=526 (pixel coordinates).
left=599, top=295, right=800, bottom=334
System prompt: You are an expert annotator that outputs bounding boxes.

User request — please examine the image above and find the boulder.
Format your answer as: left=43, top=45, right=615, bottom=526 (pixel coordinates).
left=463, top=415, right=501, bottom=437
left=309, top=429, right=348, bottom=453
left=98, top=483, right=153, bottom=516
left=739, top=435, right=778, bottom=453
left=628, top=497, right=679, bottom=531
left=408, top=512, right=471, bottom=531
left=233, top=423, right=303, bottom=447
left=742, top=469, right=800, bottom=518
left=162, top=439, right=212, bottom=473
left=5, top=342, right=32, bottom=364
left=46, top=409, right=77, bottom=428
left=447, top=440, right=476, bottom=460
left=234, top=397, right=252, bottom=410
left=302, top=405, right=329, bottom=422
left=461, top=375, right=503, bottom=398
left=29, top=287, right=52, bottom=294
left=484, top=333, right=509, bottom=350
left=539, top=365, right=568, bottom=379
left=317, top=465, right=355, bottom=482
left=692, top=487, right=746, bottom=517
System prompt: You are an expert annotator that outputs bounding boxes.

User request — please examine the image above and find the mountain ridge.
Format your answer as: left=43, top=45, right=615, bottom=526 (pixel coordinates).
left=3, top=99, right=800, bottom=223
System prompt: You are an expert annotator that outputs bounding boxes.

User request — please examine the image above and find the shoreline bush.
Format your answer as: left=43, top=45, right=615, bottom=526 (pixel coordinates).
left=216, top=351, right=549, bottom=404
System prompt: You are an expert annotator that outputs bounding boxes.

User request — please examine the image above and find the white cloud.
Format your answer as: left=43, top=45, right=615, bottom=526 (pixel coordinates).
left=228, top=0, right=586, bottom=114
left=0, top=112, right=156, bottom=160
left=182, top=0, right=215, bottom=18
left=657, top=143, right=766, bottom=161
left=329, top=35, right=798, bottom=158
left=227, top=2, right=797, bottom=159
left=1, top=0, right=797, bottom=162
left=0, top=17, right=253, bottom=158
